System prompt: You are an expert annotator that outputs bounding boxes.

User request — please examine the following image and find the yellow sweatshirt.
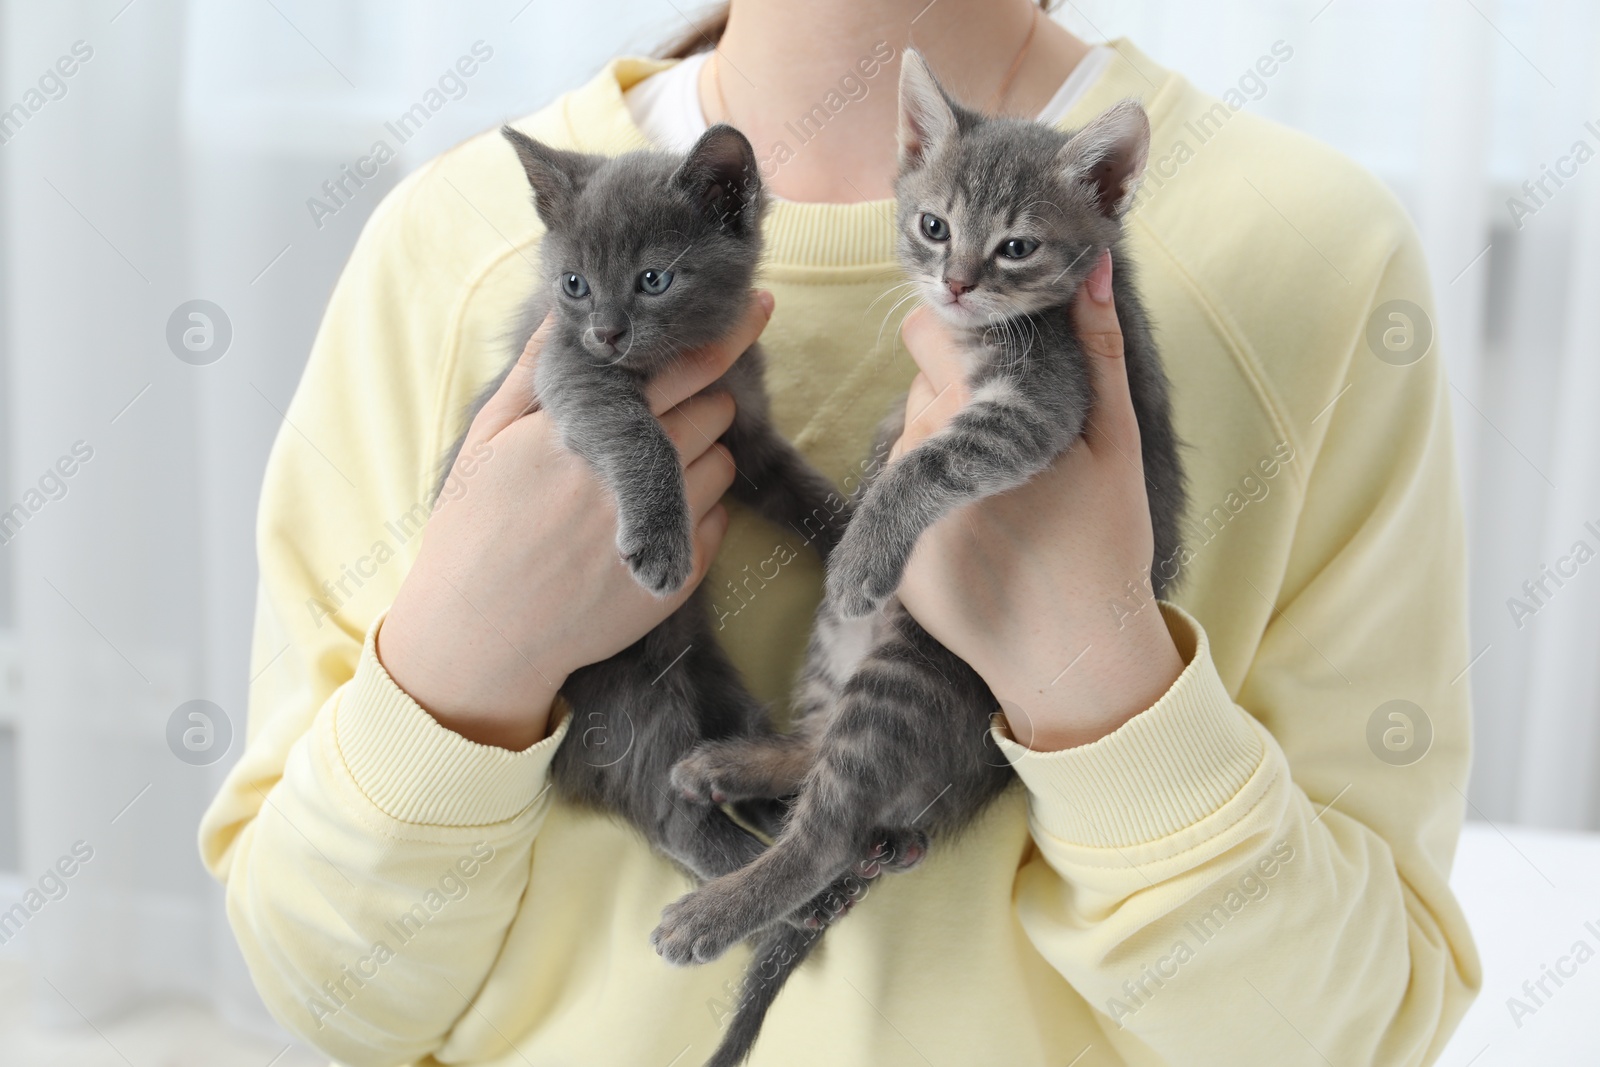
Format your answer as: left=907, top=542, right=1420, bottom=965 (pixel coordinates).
left=200, top=40, right=1479, bottom=1067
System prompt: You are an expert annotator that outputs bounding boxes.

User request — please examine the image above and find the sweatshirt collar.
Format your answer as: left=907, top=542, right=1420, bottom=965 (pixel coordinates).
left=561, top=41, right=1174, bottom=270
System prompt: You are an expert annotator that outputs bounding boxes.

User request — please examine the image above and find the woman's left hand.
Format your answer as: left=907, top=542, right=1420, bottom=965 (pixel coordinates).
left=892, top=250, right=1185, bottom=751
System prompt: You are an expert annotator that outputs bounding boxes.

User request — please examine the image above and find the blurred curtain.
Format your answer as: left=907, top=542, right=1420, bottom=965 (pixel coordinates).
left=0, top=0, right=1596, bottom=1038
left=1052, top=0, right=1600, bottom=830
left=0, top=0, right=678, bottom=1033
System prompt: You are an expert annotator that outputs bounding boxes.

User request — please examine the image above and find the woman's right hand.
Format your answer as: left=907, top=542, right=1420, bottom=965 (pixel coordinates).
left=376, top=291, right=775, bottom=751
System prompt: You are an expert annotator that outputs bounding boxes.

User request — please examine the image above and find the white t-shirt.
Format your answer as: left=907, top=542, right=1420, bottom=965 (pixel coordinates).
left=626, top=45, right=1115, bottom=165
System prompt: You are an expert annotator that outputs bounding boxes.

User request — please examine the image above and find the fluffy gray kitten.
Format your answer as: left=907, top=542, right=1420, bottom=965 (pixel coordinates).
left=440, top=125, right=904, bottom=898
left=652, top=53, right=1188, bottom=1066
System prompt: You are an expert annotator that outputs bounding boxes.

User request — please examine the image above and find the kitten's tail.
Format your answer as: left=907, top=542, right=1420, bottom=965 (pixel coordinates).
left=705, top=922, right=820, bottom=1067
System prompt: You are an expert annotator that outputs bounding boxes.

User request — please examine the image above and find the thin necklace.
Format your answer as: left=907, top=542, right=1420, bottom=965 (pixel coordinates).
left=710, top=4, right=1043, bottom=127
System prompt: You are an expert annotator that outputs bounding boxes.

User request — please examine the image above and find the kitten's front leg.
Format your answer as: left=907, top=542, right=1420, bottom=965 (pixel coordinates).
left=825, top=482, right=925, bottom=620
left=613, top=432, right=695, bottom=596
left=539, top=357, right=695, bottom=596
left=826, top=387, right=1069, bottom=618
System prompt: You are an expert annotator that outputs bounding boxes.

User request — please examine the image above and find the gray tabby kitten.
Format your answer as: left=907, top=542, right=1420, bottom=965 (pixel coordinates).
left=652, top=52, right=1188, bottom=1066
left=446, top=123, right=894, bottom=894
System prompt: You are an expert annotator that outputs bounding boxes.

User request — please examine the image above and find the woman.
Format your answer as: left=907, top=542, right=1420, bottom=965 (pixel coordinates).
left=200, top=1, right=1480, bottom=1063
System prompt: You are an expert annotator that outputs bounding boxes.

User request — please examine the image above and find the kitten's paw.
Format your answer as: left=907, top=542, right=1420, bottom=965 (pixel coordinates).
left=825, top=529, right=903, bottom=619
left=618, top=515, right=695, bottom=597
left=867, top=829, right=930, bottom=874
left=846, top=830, right=930, bottom=883
left=669, top=752, right=733, bottom=805
left=651, top=891, right=744, bottom=967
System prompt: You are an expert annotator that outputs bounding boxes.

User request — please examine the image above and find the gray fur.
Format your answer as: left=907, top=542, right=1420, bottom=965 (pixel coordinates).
left=653, top=53, right=1188, bottom=1066
left=504, top=124, right=840, bottom=597
left=436, top=126, right=881, bottom=900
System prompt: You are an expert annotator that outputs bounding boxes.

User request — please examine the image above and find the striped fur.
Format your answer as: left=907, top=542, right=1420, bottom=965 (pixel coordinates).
left=653, top=54, right=1188, bottom=1066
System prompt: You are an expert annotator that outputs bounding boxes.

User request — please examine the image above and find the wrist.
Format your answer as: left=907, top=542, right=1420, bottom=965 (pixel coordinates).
left=376, top=597, right=567, bottom=752
left=996, top=606, right=1183, bottom=752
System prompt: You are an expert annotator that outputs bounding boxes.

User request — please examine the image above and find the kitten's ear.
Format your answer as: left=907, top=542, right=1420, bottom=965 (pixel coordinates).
left=1056, top=99, right=1151, bottom=218
left=672, top=123, right=762, bottom=236
left=502, top=125, right=594, bottom=228
left=897, top=49, right=959, bottom=170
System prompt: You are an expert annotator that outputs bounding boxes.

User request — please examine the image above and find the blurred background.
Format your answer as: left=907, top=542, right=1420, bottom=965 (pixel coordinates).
left=1, top=0, right=1596, bottom=1063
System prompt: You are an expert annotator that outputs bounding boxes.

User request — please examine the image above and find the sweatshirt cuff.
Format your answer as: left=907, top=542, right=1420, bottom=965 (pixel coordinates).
left=333, top=612, right=570, bottom=827
left=993, top=602, right=1268, bottom=849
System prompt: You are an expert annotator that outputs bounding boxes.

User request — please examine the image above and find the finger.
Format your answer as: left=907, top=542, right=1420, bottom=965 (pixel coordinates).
left=687, top=503, right=731, bottom=589
left=890, top=372, right=936, bottom=461
left=659, top=392, right=737, bottom=464
left=475, top=313, right=555, bottom=438
left=683, top=443, right=737, bottom=520
left=899, top=304, right=967, bottom=394
left=645, top=291, right=775, bottom=415
left=1072, top=251, right=1141, bottom=457
left=893, top=370, right=965, bottom=459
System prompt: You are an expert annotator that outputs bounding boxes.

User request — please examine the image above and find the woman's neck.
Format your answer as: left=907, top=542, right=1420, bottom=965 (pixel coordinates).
left=698, top=0, right=1091, bottom=203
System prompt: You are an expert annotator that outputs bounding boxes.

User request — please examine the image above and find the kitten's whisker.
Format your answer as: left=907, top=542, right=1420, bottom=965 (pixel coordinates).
left=865, top=291, right=922, bottom=332
left=864, top=281, right=920, bottom=316
left=875, top=291, right=925, bottom=353
left=1009, top=322, right=1030, bottom=368
left=1015, top=315, right=1041, bottom=363
left=875, top=299, right=920, bottom=355
left=989, top=315, right=1025, bottom=369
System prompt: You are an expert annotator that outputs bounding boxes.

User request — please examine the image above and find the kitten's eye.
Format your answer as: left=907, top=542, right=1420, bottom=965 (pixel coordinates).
left=998, top=238, right=1039, bottom=260
left=637, top=269, right=674, bottom=296
left=920, top=213, right=950, bottom=241
left=561, top=273, right=590, bottom=298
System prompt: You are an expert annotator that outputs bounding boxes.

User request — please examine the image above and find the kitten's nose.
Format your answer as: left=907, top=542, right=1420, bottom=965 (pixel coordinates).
left=590, top=325, right=626, bottom=347
left=944, top=277, right=976, bottom=297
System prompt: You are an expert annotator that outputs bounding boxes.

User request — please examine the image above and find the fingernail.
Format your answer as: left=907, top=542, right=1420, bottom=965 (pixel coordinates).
left=1088, top=251, right=1113, bottom=304
left=756, top=290, right=775, bottom=316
